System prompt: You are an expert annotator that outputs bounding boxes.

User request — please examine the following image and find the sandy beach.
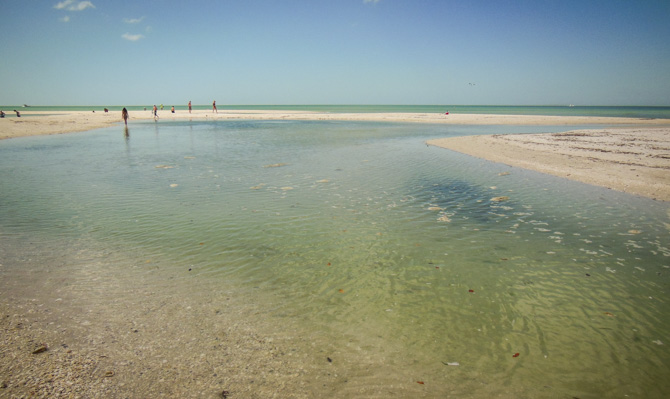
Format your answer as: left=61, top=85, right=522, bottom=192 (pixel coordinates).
left=428, top=127, right=670, bottom=202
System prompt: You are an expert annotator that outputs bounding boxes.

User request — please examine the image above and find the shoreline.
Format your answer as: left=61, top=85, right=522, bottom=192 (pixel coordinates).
left=427, top=126, right=670, bottom=202
left=1, top=109, right=669, bottom=141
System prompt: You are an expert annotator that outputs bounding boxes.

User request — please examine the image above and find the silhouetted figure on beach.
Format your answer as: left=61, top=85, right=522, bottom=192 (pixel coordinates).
left=13, top=110, right=20, bottom=117
left=188, top=101, right=192, bottom=114
left=171, top=106, right=175, bottom=113
left=212, top=100, right=217, bottom=113
left=122, top=107, right=129, bottom=125
left=0, top=110, right=5, bottom=118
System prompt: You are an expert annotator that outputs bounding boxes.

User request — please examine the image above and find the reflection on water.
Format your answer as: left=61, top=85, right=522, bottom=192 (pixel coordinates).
left=1, top=120, right=669, bottom=397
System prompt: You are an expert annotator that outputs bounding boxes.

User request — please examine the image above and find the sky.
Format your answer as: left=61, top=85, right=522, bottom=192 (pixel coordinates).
left=1, top=0, right=669, bottom=106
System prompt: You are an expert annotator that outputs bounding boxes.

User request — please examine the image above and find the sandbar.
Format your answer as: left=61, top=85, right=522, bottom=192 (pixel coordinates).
left=428, top=127, right=670, bottom=201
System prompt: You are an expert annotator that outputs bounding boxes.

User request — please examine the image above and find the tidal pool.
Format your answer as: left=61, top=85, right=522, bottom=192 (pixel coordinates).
left=1, top=120, right=668, bottom=398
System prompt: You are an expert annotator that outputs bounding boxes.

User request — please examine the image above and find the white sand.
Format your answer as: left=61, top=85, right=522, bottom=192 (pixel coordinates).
left=428, top=127, right=670, bottom=201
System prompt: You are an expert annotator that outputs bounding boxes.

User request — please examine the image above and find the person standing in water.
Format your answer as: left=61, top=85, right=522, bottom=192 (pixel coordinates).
left=188, top=101, right=192, bottom=114
left=122, top=107, right=129, bottom=125
left=212, top=100, right=217, bottom=113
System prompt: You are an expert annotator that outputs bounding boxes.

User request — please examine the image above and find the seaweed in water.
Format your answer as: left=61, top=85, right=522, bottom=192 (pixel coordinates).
left=414, top=178, right=512, bottom=223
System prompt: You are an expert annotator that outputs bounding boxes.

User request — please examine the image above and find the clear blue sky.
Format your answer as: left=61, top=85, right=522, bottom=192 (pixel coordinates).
left=2, top=0, right=669, bottom=106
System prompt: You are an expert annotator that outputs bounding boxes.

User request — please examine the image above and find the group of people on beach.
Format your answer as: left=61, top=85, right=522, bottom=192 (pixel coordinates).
left=121, top=100, right=218, bottom=124
left=0, top=110, right=21, bottom=118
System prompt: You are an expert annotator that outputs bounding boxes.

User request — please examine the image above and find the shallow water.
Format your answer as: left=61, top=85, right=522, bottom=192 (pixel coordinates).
left=1, top=120, right=669, bottom=397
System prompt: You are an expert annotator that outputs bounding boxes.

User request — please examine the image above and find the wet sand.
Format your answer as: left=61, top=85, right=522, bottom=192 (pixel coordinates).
left=427, top=127, right=670, bottom=202
left=0, top=236, right=333, bottom=398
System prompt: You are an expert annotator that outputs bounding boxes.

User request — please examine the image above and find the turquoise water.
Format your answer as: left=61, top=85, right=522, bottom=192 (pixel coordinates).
left=1, top=120, right=669, bottom=397
left=3, top=104, right=670, bottom=119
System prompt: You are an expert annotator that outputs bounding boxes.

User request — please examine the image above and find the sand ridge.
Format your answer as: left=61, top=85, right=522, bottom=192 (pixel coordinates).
left=427, top=127, right=670, bottom=201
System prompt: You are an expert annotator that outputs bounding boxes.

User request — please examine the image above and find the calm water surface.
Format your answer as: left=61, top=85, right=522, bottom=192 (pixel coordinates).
left=1, top=120, right=669, bottom=397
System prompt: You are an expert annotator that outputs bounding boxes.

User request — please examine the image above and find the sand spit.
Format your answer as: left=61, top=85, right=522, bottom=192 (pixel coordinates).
left=428, top=127, right=670, bottom=202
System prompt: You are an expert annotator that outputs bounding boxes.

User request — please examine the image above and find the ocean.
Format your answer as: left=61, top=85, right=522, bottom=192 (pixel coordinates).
left=3, top=104, right=670, bottom=119
left=1, top=119, right=669, bottom=397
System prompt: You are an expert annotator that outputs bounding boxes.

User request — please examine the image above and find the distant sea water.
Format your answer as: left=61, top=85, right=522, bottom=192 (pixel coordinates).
left=3, top=104, right=670, bottom=119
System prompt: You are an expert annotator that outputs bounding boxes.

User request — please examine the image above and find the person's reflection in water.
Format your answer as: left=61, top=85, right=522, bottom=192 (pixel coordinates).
left=124, top=126, right=130, bottom=140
